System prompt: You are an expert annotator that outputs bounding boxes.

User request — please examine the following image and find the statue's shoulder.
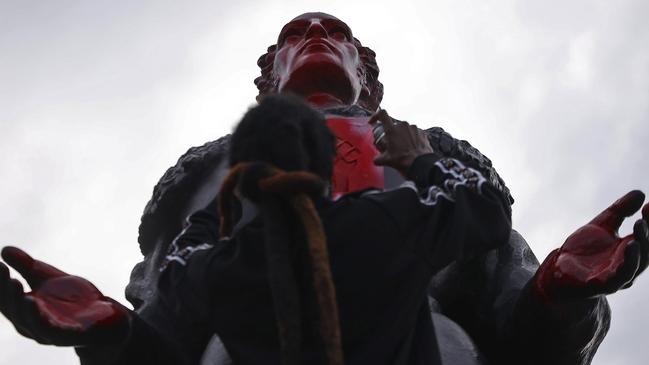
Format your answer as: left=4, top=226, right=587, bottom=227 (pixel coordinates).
left=425, top=127, right=514, bottom=209
left=138, top=135, right=231, bottom=255
left=137, top=127, right=514, bottom=253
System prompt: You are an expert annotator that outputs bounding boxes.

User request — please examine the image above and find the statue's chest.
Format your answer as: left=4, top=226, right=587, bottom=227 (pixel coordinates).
left=326, top=116, right=385, bottom=198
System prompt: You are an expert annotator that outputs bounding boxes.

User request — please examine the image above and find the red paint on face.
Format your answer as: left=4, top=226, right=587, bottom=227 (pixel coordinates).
left=274, top=13, right=362, bottom=106
left=326, top=116, right=384, bottom=198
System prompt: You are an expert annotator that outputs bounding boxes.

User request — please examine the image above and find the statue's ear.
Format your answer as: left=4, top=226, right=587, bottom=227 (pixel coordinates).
left=360, top=84, right=371, bottom=99
left=359, top=85, right=379, bottom=112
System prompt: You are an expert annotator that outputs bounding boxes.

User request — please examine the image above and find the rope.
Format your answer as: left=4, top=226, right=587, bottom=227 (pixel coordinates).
left=218, top=163, right=343, bottom=365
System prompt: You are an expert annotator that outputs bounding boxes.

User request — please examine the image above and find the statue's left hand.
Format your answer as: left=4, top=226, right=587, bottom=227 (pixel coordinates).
left=535, top=190, right=649, bottom=301
left=0, top=247, right=130, bottom=346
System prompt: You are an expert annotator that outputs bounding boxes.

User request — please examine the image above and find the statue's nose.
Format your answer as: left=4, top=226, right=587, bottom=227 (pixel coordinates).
left=305, top=21, right=328, bottom=39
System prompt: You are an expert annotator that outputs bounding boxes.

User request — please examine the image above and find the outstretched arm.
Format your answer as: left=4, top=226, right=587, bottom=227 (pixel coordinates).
left=487, top=191, right=648, bottom=365
left=535, top=190, right=648, bottom=301
left=0, top=247, right=194, bottom=364
left=0, top=247, right=130, bottom=347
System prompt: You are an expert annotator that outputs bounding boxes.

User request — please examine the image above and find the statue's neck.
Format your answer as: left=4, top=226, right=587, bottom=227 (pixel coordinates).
left=305, top=93, right=348, bottom=109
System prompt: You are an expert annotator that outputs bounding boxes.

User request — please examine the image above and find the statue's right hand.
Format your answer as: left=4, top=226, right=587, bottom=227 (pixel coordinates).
left=0, top=246, right=130, bottom=346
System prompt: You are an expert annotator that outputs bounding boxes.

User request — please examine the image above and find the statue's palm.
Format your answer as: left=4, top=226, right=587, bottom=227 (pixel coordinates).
left=0, top=247, right=128, bottom=346
left=537, top=190, right=649, bottom=300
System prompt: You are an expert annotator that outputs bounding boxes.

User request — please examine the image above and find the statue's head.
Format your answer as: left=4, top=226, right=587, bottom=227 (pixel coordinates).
left=255, top=12, right=383, bottom=111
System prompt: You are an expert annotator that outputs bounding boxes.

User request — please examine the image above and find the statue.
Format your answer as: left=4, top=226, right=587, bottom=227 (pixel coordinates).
left=0, top=12, right=647, bottom=365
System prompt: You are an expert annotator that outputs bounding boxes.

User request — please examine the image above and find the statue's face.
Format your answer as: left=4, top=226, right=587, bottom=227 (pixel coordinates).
left=273, top=13, right=363, bottom=105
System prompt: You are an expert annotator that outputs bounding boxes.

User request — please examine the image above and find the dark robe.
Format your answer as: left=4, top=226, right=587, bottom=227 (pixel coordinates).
left=79, top=154, right=511, bottom=364
left=78, top=105, right=610, bottom=365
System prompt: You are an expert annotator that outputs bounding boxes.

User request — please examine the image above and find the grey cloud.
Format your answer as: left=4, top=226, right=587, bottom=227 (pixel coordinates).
left=1, top=1, right=648, bottom=364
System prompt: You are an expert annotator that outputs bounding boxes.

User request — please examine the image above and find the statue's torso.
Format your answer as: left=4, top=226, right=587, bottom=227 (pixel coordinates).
left=129, top=113, right=514, bottom=365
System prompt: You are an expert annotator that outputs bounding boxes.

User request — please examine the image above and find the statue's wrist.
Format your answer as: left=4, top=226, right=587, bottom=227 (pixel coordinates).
left=533, top=249, right=561, bottom=304
left=101, top=297, right=134, bottom=345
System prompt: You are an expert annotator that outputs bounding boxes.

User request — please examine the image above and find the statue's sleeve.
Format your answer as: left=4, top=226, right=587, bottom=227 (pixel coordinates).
left=75, top=309, right=204, bottom=365
left=76, top=201, right=223, bottom=365
left=75, top=272, right=215, bottom=365
left=423, top=127, right=610, bottom=364
left=438, top=231, right=611, bottom=365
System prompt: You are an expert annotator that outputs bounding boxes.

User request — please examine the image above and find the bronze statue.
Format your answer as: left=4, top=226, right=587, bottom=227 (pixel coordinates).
left=0, top=12, right=647, bottom=365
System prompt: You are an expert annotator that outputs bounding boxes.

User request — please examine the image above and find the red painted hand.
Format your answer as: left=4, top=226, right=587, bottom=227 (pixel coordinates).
left=535, top=190, right=649, bottom=301
left=0, top=247, right=130, bottom=346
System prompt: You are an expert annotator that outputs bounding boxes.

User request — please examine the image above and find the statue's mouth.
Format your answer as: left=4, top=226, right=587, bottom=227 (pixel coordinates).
left=298, top=39, right=338, bottom=57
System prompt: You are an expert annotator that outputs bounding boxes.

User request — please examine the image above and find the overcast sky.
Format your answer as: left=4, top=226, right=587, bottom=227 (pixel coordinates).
left=1, top=0, right=648, bottom=364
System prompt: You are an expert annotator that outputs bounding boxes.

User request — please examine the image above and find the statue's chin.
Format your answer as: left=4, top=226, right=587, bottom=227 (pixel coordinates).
left=279, top=57, right=360, bottom=105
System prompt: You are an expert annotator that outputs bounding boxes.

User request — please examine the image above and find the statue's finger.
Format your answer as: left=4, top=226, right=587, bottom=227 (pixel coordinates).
left=3, top=277, right=25, bottom=321
left=589, top=190, right=645, bottom=234
left=0, top=264, right=38, bottom=342
left=11, top=295, right=43, bottom=342
left=0, top=270, right=33, bottom=340
left=18, top=296, right=54, bottom=345
left=0, top=263, right=10, bottom=311
left=607, top=241, right=641, bottom=293
left=1, top=247, right=68, bottom=289
left=0, top=262, right=7, bottom=279
left=631, top=219, right=649, bottom=277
